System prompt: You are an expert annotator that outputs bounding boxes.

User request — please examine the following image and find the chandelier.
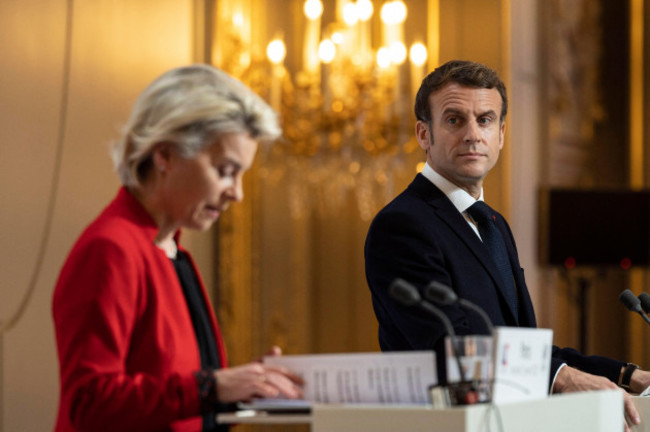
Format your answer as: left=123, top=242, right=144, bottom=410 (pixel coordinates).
left=213, top=0, right=431, bottom=220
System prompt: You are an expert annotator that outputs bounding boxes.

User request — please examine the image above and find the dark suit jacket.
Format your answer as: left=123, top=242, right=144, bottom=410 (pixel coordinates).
left=364, top=174, right=624, bottom=387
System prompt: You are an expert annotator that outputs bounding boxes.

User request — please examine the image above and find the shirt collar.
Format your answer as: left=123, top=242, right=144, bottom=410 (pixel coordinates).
left=420, top=162, right=484, bottom=213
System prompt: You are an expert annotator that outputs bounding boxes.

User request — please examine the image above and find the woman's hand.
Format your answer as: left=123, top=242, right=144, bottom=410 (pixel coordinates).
left=255, top=345, right=283, bottom=362
left=215, top=348, right=304, bottom=403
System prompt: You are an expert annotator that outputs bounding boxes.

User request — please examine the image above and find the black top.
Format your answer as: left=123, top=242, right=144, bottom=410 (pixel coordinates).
left=172, top=251, right=228, bottom=432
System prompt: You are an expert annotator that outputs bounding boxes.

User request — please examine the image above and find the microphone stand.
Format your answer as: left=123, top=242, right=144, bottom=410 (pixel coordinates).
left=389, top=279, right=479, bottom=406
left=416, top=300, right=469, bottom=387
left=425, top=281, right=495, bottom=404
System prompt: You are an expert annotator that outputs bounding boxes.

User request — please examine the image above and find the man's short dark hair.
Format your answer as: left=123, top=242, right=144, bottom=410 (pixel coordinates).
left=414, top=60, right=508, bottom=124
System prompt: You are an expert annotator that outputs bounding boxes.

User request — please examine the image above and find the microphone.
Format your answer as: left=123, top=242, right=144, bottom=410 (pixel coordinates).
left=639, top=292, right=650, bottom=314
left=389, top=278, right=478, bottom=405
left=619, top=289, right=650, bottom=325
left=425, top=281, right=494, bottom=335
left=389, top=278, right=458, bottom=341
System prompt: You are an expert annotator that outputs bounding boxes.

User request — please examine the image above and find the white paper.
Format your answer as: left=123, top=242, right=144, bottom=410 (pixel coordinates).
left=492, top=327, right=553, bottom=404
left=263, top=351, right=437, bottom=405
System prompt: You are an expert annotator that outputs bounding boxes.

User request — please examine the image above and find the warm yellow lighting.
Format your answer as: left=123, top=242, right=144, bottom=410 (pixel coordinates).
left=331, top=31, right=344, bottom=45
left=319, top=39, right=336, bottom=63
left=416, top=162, right=425, bottom=173
left=304, top=0, right=323, bottom=20
left=394, top=1, right=407, bottom=23
left=266, top=39, right=286, bottom=64
left=357, top=0, right=374, bottom=21
left=380, top=3, right=391, bottom=23
left=376, top=47, right=391, bottom=68
left=215, top=0, right=424, bottom=221
left=409, top=43, right=428, bottom=66
left=343, top=3, right=359, bottom=25
left=232, top=11, right=244, bottom=28
left=349, top=161, right=361, bottom=174
left=348, top=53, right=359, bottom=66
left=381, top=1, right=407, bottom=25
left=389, top=41, right=407, bottom=64
left=375, top=171, right=388, bottom=184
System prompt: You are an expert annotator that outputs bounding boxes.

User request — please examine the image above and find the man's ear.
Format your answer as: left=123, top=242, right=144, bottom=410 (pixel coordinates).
left=498, top=121, right=506, bottom=150
left=415, top=121, right=432, bottom=151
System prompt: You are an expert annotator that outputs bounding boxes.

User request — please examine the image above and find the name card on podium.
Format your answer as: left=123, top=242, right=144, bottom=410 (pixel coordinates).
left=492, top=327, right=553, bottom=404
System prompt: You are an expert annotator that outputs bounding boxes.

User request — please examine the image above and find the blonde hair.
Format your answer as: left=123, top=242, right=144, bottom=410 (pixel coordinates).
left=112, top=64, right=281, bottom=187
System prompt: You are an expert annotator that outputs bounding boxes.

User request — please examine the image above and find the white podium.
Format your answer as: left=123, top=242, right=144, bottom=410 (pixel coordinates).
left=312, top=391, right=621, bottom=432
left=219, top=391, right=625, bottom=431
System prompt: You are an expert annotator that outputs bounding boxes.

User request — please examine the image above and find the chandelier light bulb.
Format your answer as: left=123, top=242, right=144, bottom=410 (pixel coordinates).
left=232, top=11, right=244, bottom=28
left=393, top=1, right=407, bottom=23
left=379, top=2, right=392, bottom=24
left=331, top=31, right=344, bottom=45
left=319, top=39, right=336, bottom=63
left=343, top=3, right=359, bottom=25
left=267, top=39, right=286, bottom=64
left=409, top=43, right=428, bottom=66
left=376, top=47, right=391, bottom=69
left=356, top=0, right=374, bottom=21
left=381, top=1, right=407, bottom=25
left=304, top=0, right=323, bottom=20
left=389, top=41, right=407, bottom=64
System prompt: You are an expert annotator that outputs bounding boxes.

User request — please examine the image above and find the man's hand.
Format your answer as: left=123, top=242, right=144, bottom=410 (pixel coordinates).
left=630, top=368, right=650, bottom=394
left=554, top=366, right=640, bottom=432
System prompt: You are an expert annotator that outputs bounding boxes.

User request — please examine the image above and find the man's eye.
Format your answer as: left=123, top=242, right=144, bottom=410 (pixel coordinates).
left=448, top=117, right=458, bottom=125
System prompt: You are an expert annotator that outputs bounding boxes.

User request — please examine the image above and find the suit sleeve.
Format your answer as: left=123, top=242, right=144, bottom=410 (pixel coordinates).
left=52, top=237, right=200, bottom=431
left=551, top=346, right=624, bottom=384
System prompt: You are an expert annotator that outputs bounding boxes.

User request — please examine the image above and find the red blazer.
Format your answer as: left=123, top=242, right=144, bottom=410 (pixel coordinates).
left=53, top=187, right=228, bottom=431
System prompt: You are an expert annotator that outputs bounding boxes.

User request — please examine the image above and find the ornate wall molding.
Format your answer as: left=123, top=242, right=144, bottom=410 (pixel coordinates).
left=545, top=0, right=603, bottom=186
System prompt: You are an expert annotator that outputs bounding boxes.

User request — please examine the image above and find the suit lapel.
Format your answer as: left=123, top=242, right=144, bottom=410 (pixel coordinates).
left=408, top=175, right=519, bottom=323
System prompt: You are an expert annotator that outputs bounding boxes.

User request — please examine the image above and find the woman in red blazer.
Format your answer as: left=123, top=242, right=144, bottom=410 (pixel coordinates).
left=52, top=65, right=302, bottom=432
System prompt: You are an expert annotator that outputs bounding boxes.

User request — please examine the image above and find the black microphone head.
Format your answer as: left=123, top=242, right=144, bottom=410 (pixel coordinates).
left=389, top=278, right=421, bottom=306
left=620, top=289, right=642, bottom=313
left=639, top=293, right=650, bottom=314
left=425, top=281, right=458, bottom=305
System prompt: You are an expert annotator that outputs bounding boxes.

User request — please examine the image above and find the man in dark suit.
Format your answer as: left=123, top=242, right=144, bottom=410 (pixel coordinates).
left=365, top=59, right=648, bottom=430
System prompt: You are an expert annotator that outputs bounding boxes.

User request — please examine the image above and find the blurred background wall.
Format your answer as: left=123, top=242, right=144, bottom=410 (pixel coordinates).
left=1, top=1, right=649, bottom=431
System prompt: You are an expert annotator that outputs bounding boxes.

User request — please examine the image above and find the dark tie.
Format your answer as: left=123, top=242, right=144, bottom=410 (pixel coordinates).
left=466, top=201, right=518, bottom=319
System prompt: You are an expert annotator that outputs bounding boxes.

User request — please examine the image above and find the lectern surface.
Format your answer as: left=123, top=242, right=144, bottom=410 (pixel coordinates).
left=218, top=391, right=625, bottom=431
left=312, top=391, right=621, bottom=432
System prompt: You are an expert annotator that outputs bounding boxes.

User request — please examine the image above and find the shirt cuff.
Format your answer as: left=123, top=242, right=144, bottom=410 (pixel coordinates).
left=194, top=369, right=219, bottom=414
left=549, top=363, right=567, bottom=394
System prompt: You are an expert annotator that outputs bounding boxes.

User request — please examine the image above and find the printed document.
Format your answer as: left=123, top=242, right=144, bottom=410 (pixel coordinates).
left=263, top=351, right=437, bottom=405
